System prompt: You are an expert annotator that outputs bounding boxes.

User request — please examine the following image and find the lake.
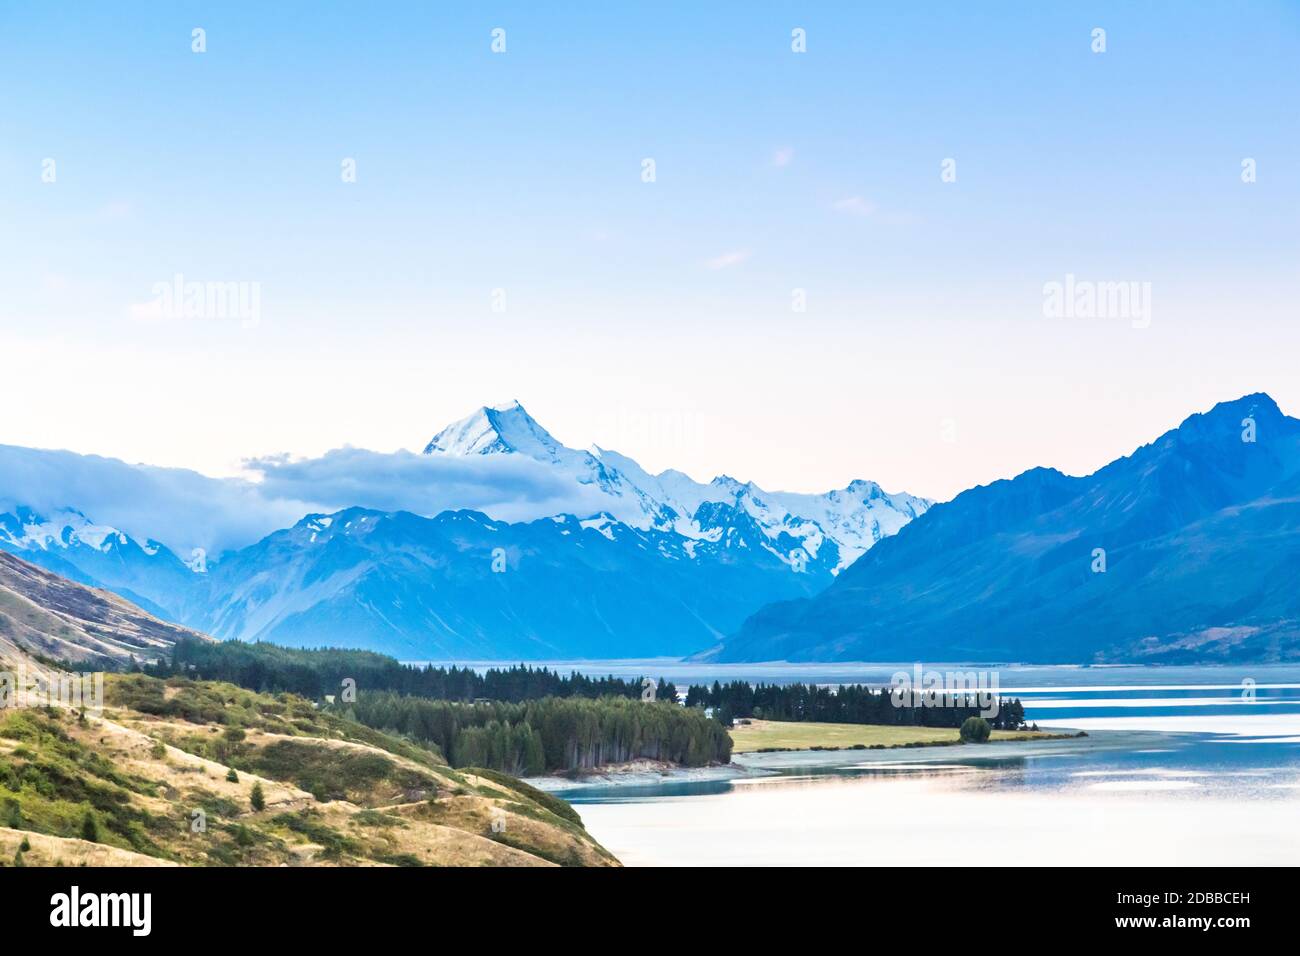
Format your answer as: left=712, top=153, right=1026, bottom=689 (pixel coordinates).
left=470, top=661, right=1300, bottom=866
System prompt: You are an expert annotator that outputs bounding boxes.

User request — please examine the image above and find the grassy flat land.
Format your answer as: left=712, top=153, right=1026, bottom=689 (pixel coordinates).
left=728, top=719, right=1056, bottom=753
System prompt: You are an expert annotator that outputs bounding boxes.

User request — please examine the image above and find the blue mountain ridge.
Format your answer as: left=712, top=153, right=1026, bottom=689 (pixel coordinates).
left=711, top=393, right=1300, bottom=664
left=0, top=500, right=839, bottom=659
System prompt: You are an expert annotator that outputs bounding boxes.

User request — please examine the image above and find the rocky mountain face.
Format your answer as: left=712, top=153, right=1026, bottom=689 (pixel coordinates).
left=184, top=505, right=833, bottom=658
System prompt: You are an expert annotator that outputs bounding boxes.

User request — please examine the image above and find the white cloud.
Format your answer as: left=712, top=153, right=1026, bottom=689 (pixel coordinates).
left=0, top=445, right=306, bottom=556
left=247, top=447, right=630, bottom=527
left=703, top=250, right=750, bottom=270
left=0, top=443, right=632, bottom=557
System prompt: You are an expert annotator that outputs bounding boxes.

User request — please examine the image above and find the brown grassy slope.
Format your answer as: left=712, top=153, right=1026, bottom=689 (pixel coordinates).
left=0, top=673, right=618, bottom=868
left=0, top=827, right=179, bottom=866
left=0, top=551, right=213, bottom=668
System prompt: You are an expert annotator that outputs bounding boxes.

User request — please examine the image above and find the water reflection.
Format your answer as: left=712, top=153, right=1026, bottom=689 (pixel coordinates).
left=561, top=672, right=1300, bottom=865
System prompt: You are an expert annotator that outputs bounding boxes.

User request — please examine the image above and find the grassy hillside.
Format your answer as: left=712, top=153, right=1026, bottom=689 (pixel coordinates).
left=0, top=673, right=618, bottom=867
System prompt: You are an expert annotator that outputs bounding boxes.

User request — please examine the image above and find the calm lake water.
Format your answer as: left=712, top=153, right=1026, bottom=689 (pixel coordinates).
left=442, top=660, right=1300, bottom=866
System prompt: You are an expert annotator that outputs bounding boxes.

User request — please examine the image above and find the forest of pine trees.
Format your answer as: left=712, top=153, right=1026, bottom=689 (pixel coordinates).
left=339, top=693, right=732, bottom=775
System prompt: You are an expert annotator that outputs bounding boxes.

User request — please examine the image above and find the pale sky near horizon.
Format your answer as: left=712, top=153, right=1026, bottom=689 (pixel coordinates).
left=1, top=2, right=1297, bottom=503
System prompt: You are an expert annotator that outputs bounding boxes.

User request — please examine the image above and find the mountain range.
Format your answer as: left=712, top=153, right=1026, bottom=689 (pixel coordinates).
left=6, top=393, right=1299, bottom=664
left=712, top=393, right=1300, bottom=664
left=0, top=402, right=930, bottom=659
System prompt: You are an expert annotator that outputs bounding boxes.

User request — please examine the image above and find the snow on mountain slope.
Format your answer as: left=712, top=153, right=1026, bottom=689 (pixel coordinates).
left=427, top=401, right=932, bottom=572
left=0, top=506, right=203, bottom=620
left=425, top=402, right=676, bottom=529
left=762, top=480, right=930, bottom=568
left=0, top=506, right=156, bottom=555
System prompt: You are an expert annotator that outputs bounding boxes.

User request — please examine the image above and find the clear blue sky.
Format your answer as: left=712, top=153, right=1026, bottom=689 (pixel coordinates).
left=1, top=1, right=1296, bottom=500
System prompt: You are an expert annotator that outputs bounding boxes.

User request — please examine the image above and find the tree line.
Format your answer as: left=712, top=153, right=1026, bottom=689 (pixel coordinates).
left=146, top=639, right=677, bottom=704
left=684, top=680, right=1027, bottom=730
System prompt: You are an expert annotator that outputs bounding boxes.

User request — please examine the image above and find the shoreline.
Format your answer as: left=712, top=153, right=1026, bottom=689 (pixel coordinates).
left=735, top=729, right=1084, bottom=755
left=527, top=727, right=1177, bottom=794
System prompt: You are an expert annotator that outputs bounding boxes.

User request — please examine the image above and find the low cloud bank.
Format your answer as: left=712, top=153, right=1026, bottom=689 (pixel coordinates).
left=0, top=444, right=632, bottom=557
left=247, top=447, right=630, bottom=527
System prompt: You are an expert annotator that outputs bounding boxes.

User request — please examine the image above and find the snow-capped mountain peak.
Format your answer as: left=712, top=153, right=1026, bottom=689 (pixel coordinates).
left=424, top=402, right=933, bottom=572
left=423, top=400, right=566, bottom=462
left=426, top=405, right=671, bottom=527
left=843, top=479, right=882, bottom=497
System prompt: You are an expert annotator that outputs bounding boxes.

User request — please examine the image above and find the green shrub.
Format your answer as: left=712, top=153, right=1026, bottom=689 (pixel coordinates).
left=960, top=716, right=992, bottom=743
left=271, top=810, right=358, bottom=860
left=249, top=783, right=265, bottom=812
